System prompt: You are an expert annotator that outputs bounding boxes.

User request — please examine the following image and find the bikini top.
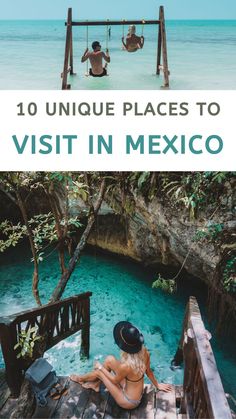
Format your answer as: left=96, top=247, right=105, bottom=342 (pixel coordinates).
left=126, top=374, right=144, bottom=383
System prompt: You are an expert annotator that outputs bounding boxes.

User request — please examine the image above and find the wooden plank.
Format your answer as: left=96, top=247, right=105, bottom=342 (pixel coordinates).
left=33, top=377, right=68, bottom=419
left=188, top=297, right=232, bottom=419
left=183, top=393, right=194, bottom=419
left=0, top=380, right=10, bottom=411
left=0, top=397, right=18, bottom=419
left=104, top=394, right=130, bottom=419
left=155, top=388, right=177, bottom=419
left=52, top=380, right=90, bottom=418
left=82, top=386, right=109, bottom=419
left=130, top=385, right=154, bottom=419
left=68, top=20, right=160, bottom=27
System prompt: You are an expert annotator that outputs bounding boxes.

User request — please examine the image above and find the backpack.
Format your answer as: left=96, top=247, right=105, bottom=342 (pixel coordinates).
left=25, top=358, right=58, bottom=407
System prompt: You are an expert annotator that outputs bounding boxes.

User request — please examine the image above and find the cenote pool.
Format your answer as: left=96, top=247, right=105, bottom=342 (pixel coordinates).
left=0, top=245, right=235, bottom=399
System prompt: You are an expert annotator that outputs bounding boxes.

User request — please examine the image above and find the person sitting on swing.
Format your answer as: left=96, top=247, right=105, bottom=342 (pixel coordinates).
left=122, top=25, right=144, bottom=52
left=81, top=41, right=110, bottom=77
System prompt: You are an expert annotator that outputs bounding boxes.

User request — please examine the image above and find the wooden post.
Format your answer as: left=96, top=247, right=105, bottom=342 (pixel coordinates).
left=159, top=6, right=169, bottom=88
left=80, top=298, right=90, bottom=358
left=62, top=8, right=72, bottom=89
left=70, top=33, right=74, bottom=75
left=171, top=302, right=189, bottom=368
left=0, top=322, right=22, bottom=397
left=69, top=8, right=75, bottom=76
left=156, top=8, right=162, bottom=75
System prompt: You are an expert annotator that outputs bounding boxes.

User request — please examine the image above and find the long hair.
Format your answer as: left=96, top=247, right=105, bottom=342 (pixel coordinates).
left=120, top=345, right=146, bottom=376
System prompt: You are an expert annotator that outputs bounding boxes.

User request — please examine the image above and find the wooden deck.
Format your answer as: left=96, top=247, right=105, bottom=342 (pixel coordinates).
left=0, top=296, right=233, bottom=418
left=0, top=376, right=182, bottom=419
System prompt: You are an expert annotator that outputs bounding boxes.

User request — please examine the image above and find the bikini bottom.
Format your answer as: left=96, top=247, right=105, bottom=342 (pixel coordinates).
left=121, top=387, right=142, bottom=407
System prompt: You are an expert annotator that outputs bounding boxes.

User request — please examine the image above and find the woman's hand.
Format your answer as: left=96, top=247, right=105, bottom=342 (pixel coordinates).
left=94, top=361, right=102, bottom=370
left=157, top=383, right=172, bottom=392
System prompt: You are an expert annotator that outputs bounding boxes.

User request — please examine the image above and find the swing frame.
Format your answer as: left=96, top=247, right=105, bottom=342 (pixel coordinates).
left=61, top=6, right=169, bottom=90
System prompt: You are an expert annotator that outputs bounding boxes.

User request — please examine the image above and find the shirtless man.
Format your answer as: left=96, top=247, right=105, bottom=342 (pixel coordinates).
left=122, top=25, right=144, bottom=53
left=81, top=41, right=110, bottom=77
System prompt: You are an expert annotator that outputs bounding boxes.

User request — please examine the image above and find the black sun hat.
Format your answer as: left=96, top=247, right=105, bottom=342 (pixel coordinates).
left=113, top=321, right=144, bottom=354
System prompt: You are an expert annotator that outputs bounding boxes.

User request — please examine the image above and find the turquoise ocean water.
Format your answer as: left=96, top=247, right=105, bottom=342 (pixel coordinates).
left=0, top=20, right=236, bottom=89
left=0, top=245, right=235, bottom=400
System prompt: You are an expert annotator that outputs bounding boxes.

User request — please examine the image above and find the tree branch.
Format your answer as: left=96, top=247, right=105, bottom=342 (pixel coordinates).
left=49, top=177, right=106, bottom=302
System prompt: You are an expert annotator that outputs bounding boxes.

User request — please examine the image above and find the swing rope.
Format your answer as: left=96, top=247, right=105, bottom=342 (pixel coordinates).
left=122, top=20, right=125, bottom=38
left=106, top=19, right=109, bottom=50
left=86, top=21, right=89, bottom=75
left=141, top=20, right=145, bottom=36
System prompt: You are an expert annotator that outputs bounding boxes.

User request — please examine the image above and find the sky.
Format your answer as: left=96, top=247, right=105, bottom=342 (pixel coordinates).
left=0, top=0, right=236, bottom=20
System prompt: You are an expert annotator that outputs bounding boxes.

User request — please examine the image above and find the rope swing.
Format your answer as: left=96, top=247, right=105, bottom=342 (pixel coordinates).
left=62, top=7, right=170, bottom=89
left=121, top=19, right=145, bottom=53
left=84, top=21, right=110, bottom=77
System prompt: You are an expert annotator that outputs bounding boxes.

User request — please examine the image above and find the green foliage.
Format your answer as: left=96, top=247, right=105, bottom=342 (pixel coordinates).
left=137, top=172, right=151, bottom=190
left=126, top=171, right=235, bottom=220
left=193, top=223, right=224, bottom=244
left=14, top=326, right=42, bottom=359
left=205, top=171, right=229, bottom=184
left=223, top=256, right=236, bottom=293
left=0, top=221, right=27, bottom=252
left=152, top=274, right=177, bottom=294
left=0, top=212, right=82, bottom=260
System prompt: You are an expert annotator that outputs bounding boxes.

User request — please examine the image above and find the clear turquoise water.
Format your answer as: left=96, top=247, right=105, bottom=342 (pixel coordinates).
left=0, top=245, right=235, bottom=400
left=0, top=20, right=236, bottom=89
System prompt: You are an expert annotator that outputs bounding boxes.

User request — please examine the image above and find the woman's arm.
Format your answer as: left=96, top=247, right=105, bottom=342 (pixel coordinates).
left=146, top=351, right=172, bottom=392
left=95, top=361, right=128, bottom=385
left=122, top=37, right=127, bottom=50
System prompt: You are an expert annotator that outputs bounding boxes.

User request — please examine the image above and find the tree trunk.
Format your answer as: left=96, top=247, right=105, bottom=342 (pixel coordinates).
left=47, top=189, right=67, bottom=274
left=16, top=191, right=42, bottom=306
left=49, top=178, right=106, bottom=302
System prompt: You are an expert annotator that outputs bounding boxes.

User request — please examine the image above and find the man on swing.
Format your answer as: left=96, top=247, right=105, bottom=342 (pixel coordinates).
left=122, top=25, right=144, bottom=52
left=81, top=41, right=110, bottom=77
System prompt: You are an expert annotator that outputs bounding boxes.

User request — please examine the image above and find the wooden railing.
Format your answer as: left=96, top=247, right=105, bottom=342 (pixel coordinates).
left=173, top=296, right=232, bottom=418
left=0, top=292, right=92, bottom=397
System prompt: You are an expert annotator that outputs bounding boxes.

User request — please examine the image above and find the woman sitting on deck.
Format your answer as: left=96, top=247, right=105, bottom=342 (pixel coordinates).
left=70, top=321, right=171, bottom=410
left=122, top=25, right=144, bottom=52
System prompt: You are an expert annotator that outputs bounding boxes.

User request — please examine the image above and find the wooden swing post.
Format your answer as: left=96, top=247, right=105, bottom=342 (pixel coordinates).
left=156, top=7, right=162, bottom=75
left=159, top=6, right=169, bottom=87
left=61, top=7, right=170, bottom=89
left=62, top=8, right=75, bottom=90
left=70, top=13, right=75, bottom=76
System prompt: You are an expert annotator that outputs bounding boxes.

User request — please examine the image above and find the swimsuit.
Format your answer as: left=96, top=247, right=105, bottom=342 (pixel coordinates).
left=89, top=68, right=107, bottom=77
left=121, top=374, right=144, bottom=407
